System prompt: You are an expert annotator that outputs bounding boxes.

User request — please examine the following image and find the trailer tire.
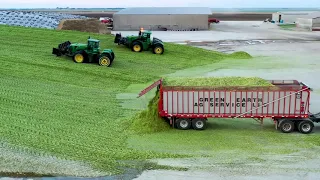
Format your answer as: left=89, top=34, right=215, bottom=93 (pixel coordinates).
left=192, top=118, right=207, bottom=130
left=297, top=120, right=314, bottom=134
left=176, top=118, right=191, bottom=130
left=279, top=120, right=294, bottom=133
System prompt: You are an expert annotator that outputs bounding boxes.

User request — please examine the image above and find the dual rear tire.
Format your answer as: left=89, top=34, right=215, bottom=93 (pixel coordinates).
left=131, top=41, right=164, bottom=55
left=175, top=118, right=207, bottom=130
left=278, top=119, right=314, bottom=134
left=98, top=55, right=112, bottom=67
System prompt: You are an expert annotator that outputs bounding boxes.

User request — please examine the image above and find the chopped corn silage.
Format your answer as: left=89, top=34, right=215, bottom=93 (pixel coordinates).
left=162, top=76, right=274, bottom=87
left=131, top=77, right=274, bottom=134
left=130, top=88, right=170, bottom=134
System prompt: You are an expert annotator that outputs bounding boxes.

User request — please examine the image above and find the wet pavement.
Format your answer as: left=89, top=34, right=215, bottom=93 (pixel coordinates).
left=204, top=40, right=320, bottom=113
left=131, top=23, right=320, bottom=180
left=135, top=147, right=320, bottom=180
left=112, top=21, right=320, bottom=42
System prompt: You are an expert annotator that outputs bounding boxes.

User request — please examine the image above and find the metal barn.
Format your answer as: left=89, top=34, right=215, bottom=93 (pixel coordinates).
left=112, top=7, right=212, bottom=31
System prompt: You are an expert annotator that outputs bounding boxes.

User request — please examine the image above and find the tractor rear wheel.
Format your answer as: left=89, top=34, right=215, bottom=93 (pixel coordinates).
left=153, top=44, right=164, bottom=54
left=132, top=42, right=142, bottom=52
left=111, top=52, right=115, bottom=60
left=73, top=52, right=85, bottom=63
left=98, top=55, right=112, bottom=67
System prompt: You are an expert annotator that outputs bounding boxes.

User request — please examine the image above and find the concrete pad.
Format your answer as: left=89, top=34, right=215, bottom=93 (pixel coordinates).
left=111, top=21, right=320, bottom=42
left=130, top=21, right=320, bottom=180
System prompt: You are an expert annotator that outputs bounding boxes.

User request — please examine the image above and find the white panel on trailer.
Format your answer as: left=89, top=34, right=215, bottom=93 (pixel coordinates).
left=162, top=90, right=309, bottom=116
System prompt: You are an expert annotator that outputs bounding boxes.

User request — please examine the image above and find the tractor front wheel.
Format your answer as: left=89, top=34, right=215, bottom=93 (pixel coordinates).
left=98, top=55, right=112, bottom=67
left=153, top=44, right=164, bottom=54
left=73, top=52, right=85, bottom=63
left=132, top=42, right=142, bottom=52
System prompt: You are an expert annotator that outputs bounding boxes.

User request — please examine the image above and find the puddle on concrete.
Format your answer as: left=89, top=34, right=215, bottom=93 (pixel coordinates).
left=189, top=39, right=309, bottom=47
left=134, top=147, right=320, bottom=180
left=0, top=141, right=109, bottom=179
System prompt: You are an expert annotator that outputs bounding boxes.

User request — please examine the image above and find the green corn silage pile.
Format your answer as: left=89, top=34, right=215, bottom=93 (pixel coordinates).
left=130, top=77, right=274, bottom=134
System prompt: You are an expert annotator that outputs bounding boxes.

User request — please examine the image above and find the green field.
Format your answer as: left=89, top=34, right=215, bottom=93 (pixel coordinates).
left=0, top=25, right=252, bottom=175
left=1, top=25, right=319, bottom=177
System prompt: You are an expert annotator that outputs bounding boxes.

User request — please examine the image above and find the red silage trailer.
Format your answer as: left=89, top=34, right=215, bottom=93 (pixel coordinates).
left=138, top=79, right=320, bottom=134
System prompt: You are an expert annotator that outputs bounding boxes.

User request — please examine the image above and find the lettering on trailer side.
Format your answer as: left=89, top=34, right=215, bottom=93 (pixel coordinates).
left=162, top=90, right=308, bottom=115
left=194, top=97, right=267, bottom=108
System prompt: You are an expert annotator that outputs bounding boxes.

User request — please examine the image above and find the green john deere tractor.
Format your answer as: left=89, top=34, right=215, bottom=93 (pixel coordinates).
left=114, top=28, right=164, bottom=55
left=52, top=37, right=115, bottom=67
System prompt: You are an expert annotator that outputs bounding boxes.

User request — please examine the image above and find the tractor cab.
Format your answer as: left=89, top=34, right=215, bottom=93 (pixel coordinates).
left=87, top=38, right=100, bottom=53
left=138, top=28, right=152, bottom=42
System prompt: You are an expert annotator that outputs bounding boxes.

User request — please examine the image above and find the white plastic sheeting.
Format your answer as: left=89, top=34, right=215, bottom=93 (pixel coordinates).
left=0, top=11, right=89, bottom=29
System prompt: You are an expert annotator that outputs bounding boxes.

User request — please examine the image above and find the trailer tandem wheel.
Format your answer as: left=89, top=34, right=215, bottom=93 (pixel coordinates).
left=175, top=118, right=191, bottom=130
left=192, top=118, right=207, bottom=130
left=297, top=120, right=314, bottom=134
left=278, top=119, right=294, bottom=133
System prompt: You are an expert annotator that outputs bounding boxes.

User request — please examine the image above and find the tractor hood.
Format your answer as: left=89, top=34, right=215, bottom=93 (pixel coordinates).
left=126, top=35, right=138, bottom=39
left=69, top=43, right=87, bottom=51
left=70, top=43, right=87, bottom=47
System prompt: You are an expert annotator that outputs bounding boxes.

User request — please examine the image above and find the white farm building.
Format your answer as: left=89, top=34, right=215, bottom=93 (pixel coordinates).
left=272, top=11, right=320, bottom=24
left=112, top=7, right=212, bottom=31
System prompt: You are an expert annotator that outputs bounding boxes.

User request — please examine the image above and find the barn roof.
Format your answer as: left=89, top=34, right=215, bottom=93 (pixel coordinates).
left=275, top=11, right=320, bottom=16
left=114, top=7, right=212, bottom=15
left=277, top=11, right=311, bottom=15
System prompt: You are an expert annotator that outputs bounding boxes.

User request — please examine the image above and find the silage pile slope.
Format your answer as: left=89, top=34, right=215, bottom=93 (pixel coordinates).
left=130, top=76, right=274, bottom=134
left=0, top=25, right=255, bottom=175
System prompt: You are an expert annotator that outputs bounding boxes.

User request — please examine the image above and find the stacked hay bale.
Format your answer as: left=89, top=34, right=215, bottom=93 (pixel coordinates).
left=130, top=77, right=275, bottom=134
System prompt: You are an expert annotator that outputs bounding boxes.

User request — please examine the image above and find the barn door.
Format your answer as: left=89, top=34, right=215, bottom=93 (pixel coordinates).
left=279, top=15, right=282, bottom=22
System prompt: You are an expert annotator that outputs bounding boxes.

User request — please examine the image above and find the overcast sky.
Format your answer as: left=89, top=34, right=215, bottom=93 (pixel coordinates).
left=2, top=0, right=320, bottom=8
